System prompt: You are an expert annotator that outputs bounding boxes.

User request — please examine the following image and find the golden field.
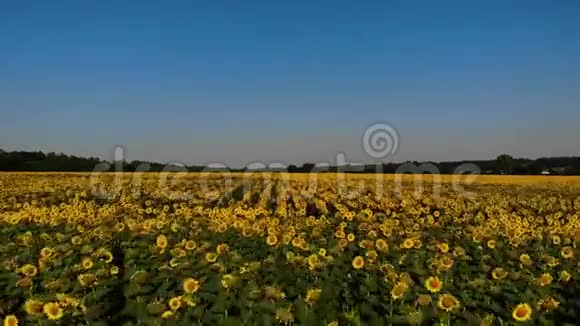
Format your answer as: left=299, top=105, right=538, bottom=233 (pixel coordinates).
left=1, top=172, right=580, bottom=325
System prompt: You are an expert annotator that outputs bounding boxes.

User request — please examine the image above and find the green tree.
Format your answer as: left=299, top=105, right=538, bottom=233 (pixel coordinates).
left=496, top=154, right=514, bottom=174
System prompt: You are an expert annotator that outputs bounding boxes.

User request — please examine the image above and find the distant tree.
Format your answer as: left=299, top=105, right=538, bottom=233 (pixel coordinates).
left=301, top=163, right=316, bottom=173
left=1, top=148, right=579, bottom=175
left=496, top=154, right=514, bottom=174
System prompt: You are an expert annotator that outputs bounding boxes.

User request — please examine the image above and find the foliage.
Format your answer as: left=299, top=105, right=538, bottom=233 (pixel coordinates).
left=2, top=148, right=580, bottom=174
left=1, top=173, right=580, bottom=325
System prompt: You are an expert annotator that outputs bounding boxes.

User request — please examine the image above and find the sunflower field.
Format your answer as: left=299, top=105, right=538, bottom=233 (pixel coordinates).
left=1, top=172, right=580, bottom=325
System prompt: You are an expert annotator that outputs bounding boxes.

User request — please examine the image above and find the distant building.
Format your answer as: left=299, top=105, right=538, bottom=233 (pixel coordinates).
left=541, top=170, right=551, bottom=175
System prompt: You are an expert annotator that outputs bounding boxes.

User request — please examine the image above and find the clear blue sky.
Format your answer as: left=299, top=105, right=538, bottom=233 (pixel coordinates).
left=1, top=0, right=579, bottom=167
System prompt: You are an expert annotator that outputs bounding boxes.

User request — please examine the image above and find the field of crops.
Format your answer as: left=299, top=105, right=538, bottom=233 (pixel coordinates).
left=1, top=172, right=580, bottom=325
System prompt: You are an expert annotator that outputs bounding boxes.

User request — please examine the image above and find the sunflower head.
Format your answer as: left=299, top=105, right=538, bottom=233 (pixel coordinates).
left=71, top=235, right=83, bottom=245
left=491, top=267, right=508, bottom=280
left=540, top=297, right=560, bottom=311
left=512, top=303, right=532, bottom=322
left=275, top=307, right=294, bottom=324
left=161, top=310, right=174, bottom=319
left=205, top=252, right=218, bottom=263
left=81, top=257, right=93, bottom=270
left=438, top=256, right=454, bottom=271
left=221, top=274, right=237, bottom=289
left=114, top=222, right=125, bottom=232
left=3, top=315, right=18, bottom=326
left=352, top=256, right=365, bottom=269
left=365, top=250, right=378, bottom=262
left=101, top=251, right=113, bottom=263
left=390, top=282, right=408, bottom=300
left=437, top=242, right=450, bottom=253
left=16, top=277, right=32, bottom=289
left=43, top=302, right=64, bottom=320
left=416, top=294, right=432, bottom=307
left=424, top=276, right=443, bottom=293
left=519, top=254, right=532, bottom=266
left=537, top=273, right=553, bottom=286
left=183, top=278, right=200, bottom=294
left=168, top=296, right=182, bottom=311
left=304, top=288, right=322, bottom=304
left=184, top=240, right=196, bottom=251
left=156, top=234, right=168, bottom=249
left=266, top=234, right=278, bottom=246
left=402, top=238, right=414, bottom=249
left=375, top=239, right=389, bottom=252
left=216, top=243, right=229, bottom=254
left=559, top=270, right=572, bottom=283
left=20, top=264, right=38, bottom=277
left=437, top=294, right=460, bottom=312
left=561, top=246, right=574, bottom=259
left=40, top=247, right=53, bottom=259
left=25, top=298, right=44, bottom=316
left=77, top=273, right=96, bottom=287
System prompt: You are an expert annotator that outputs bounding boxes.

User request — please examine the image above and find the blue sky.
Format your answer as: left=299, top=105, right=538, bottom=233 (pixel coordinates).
left=1, top=0, right=579, bottom=167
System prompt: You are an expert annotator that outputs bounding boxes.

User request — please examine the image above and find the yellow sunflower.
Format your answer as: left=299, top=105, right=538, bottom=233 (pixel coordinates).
left=184, top=240, right=197, bottom=251
left=275, top=308, right=294, bottom=324
left=540, top=297, right=560, bottom=311
left=437, top=242, right=449, bottom=253
left=437, top=294, right=459, bottom=312
left=183, top=278, right=200, bottom=294
left=561, top=246, right=574, bottom=259
left=559, top=270, right=572, bottom=283
left=156, top=234, right=168, bottom=249
left=491, top=267, right=508, bottom=280
left=168, top=296, right=182, bottom=311
left=512, top=303, right=532, bottom=322
left=424, top=276, right=443, bottom=293
left=375, top=239, right=389, bottom=252
left=161, top=310, right=174, bottom=319
left=352, top=256, right=364, bottom=269
left=304, top=288, right=322, bottom=304
left=110, top=266, right=120, bottom=275
left=205, top=252, right=218, bottom=263
left=216, top=243, right=229, bottom=254
left=390, top=282, right=408, bottom=300
left=519, top=254, right=532, bottom=266
left=537, top=273, right=553, bottom=286
left=402, top=238, right=414, bottom=249
left=40, top=247, right=53, bottom=259
left=3, top=315, right=18, bottom=326
left=43, top=302, right=64, bottom=320
left=20, top=264, right=38, bottom=277
left=438, top=256, right=454, bottom=271
left=266, top=234, right=278, bottom=246
left=415, top=294, right=432, bottom=307
left=81, top=257, right=93, bottom=270
left=24, top=299, right=44, bottom=316
left=102, top=251, right=113, bottom=263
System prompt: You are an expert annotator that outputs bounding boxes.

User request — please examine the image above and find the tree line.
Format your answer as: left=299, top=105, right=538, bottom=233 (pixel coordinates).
left=1, top=149, right=579, bottom=175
